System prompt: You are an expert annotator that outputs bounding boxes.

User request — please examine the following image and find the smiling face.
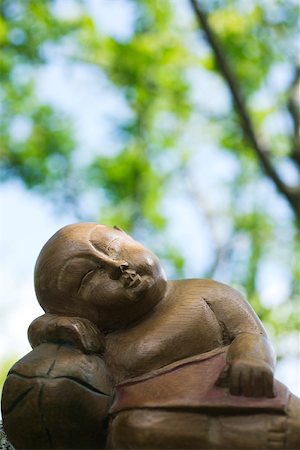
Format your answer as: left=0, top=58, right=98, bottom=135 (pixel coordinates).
left=34, top=223, right=167, bottom=331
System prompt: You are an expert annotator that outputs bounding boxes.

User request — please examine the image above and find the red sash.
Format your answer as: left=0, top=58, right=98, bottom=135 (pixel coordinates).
left=110, top=347, right=289, bottom=414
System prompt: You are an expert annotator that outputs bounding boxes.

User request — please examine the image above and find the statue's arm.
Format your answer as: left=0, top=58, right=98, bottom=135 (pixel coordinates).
left=225, top=332, right=275, bottom=397
left=205, top=283, right=276, bottom=397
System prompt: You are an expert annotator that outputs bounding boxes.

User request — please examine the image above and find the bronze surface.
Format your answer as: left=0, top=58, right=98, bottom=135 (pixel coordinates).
left=1, top=223, right=299, bottom=449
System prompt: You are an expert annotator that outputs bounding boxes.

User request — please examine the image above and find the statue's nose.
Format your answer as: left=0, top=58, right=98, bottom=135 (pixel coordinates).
left=106, top=260, right=129, bottom=280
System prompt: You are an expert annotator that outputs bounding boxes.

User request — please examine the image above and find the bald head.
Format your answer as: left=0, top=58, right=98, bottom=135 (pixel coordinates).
left=35, top=223, right=101, bottom=316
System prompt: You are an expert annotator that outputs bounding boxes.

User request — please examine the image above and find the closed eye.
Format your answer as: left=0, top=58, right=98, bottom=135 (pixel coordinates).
left=78, top=268, right=96, bottom=293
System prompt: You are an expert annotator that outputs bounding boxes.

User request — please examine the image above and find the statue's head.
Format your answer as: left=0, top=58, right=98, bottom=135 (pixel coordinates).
left=34, top=223, right=167, bottom=331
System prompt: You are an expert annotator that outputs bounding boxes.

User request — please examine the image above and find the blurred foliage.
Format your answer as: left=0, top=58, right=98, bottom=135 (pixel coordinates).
left=0, top=0, right=299, bottom=356
left=0, top=356, right=18, bottom=396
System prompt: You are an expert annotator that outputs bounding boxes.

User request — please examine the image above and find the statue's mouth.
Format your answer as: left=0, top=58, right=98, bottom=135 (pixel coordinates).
left=120, top=265, right=142, bottom=289
left=122, top=270, right=142, bottom=288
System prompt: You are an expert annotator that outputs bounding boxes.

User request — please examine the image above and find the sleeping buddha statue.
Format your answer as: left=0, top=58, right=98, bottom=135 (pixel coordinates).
left=1, top=223, right=299, bottom=449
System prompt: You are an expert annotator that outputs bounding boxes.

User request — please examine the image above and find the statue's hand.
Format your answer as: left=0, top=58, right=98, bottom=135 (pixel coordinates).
left=229, top=359, right=275, bottom=398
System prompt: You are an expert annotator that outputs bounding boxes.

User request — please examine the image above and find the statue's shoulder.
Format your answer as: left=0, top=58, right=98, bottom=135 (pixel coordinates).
left=169, top=278, right=245, bottom=304
left=168, top=278, right=242, bottom=297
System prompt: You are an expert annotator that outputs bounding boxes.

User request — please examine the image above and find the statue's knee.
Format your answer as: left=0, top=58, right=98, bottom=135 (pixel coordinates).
left=108, top=410, right=150, bottom=449
left=107, top=410, right=209, bottom=449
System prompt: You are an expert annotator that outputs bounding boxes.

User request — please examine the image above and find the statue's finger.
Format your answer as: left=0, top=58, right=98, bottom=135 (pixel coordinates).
left=263, top=371, right=275, bottom=398
left=229, top=367, right=241, bottom=396
left=242, top=367, right=252, bottom=397
left=251, top=369, right=264, bottom=397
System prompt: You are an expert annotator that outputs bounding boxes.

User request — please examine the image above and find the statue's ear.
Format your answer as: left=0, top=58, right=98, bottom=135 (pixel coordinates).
left=28, top=313, right=105, bottom=354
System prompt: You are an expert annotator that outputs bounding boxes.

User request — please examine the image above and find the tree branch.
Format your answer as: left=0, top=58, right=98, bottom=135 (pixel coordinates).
left=287, top=64, right=300, bottom=168
left=189, top=0, right=300, bottom=223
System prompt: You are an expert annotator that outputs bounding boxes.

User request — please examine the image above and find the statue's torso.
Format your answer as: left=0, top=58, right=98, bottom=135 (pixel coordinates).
left=104, top=279, right=225, bottom=383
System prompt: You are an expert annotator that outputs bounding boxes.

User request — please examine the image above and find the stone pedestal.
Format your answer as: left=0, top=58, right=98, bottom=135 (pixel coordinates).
left=0, top=423, right=14, bottom=450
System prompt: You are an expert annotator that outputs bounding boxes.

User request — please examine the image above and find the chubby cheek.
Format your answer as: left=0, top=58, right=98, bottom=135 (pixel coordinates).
left=128, top=249, right=161, bottom=276
left=80, top=273, right=125, bottom=305
left=143, top=256, right=166, bottom=281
